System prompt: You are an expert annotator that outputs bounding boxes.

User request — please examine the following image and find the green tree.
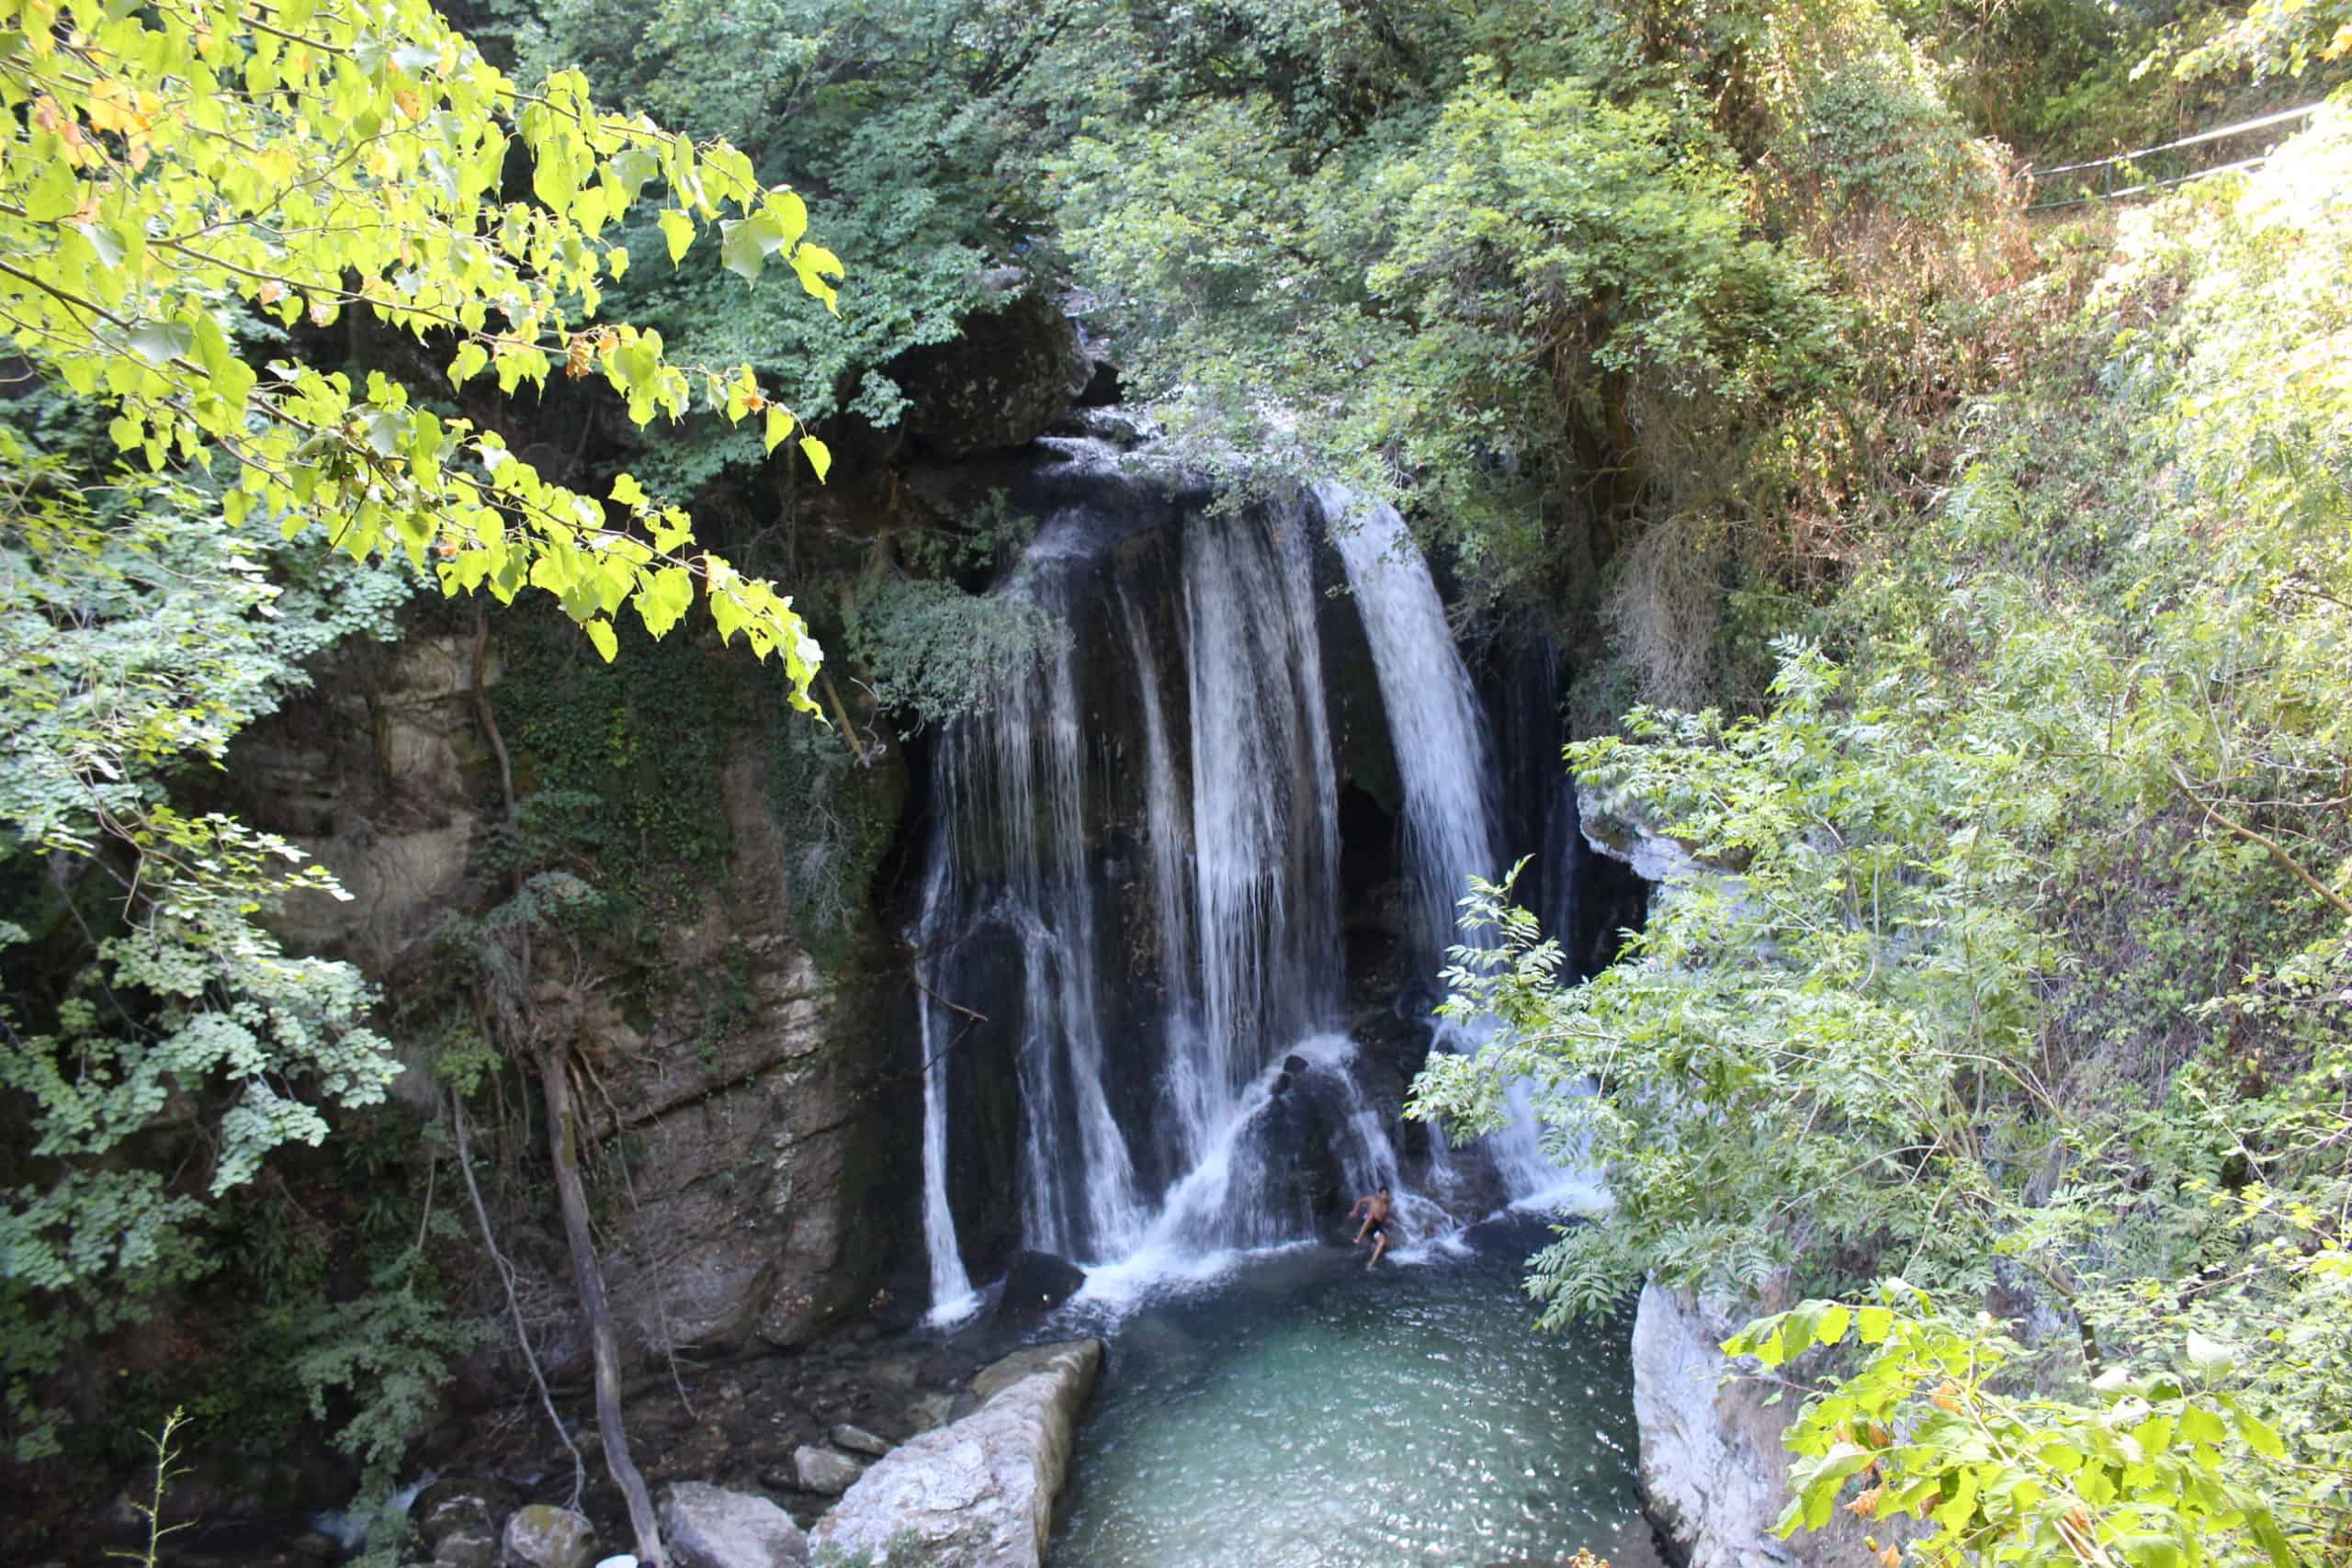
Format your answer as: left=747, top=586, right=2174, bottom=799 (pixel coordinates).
left=0, top=0, right=849, bottom=1491
left=1, top=0, right=840, bottom=682
left=1418, top=105, right=2352, bottom=1568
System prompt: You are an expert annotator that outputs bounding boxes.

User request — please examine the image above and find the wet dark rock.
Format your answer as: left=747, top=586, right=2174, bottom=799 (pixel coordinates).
left=993, top=1250, right=1085, bottom=1319
left=889, top=286, right=1091, bottom=457
left=1283, top=1054, right=1309, bottom=1075
left=429, top=1523, right=501, bottom=1568
left=411, top=1478, right=517, bottom=1556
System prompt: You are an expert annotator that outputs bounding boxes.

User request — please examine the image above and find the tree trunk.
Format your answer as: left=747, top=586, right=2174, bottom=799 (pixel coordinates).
left=539, top=1047, right=666, bottom=1567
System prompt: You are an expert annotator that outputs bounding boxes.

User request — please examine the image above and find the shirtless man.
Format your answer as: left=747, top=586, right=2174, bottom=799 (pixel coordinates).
left=1350, top=1188, right=1395, bottom=1270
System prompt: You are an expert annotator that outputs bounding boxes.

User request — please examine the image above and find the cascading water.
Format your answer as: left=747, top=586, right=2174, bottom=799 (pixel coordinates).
left=912, top=852, right=978, bottom=1325
left=1317, top=483, right=1501, bottom=964
left=1320, top=485, right=1595, bottom=1211
left=910, top=510, right=1148, bottom=1312
left=912, top=450, right=1600, bottom=1319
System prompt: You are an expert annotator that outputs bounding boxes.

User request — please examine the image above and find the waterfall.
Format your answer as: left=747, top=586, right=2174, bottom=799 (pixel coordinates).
left=912, top=850, right=978, bottom=1325
left=1320, top=486, right=1591, bottom=1210
left=910, top=459, right=1605, bottom=1319
left=1317, top=484, right=1500, bottom=961
left=1181, top=502, right=1343, bottom=1102
left=913, top=514, right=1147, bottom=1280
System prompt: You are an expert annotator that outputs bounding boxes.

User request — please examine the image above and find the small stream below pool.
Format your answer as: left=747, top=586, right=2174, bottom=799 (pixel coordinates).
left=1046, top=1217, right=1657, bottom=1568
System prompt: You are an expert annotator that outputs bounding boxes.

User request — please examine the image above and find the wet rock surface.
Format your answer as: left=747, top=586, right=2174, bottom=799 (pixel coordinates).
left=993, top=1251, right=1086, bottom=1320
left=888, top=283, right=1093, bottom=457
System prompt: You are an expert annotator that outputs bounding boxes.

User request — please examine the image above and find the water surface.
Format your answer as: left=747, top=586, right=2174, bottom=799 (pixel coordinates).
left=1051, top=1218, right=1652, bottom=1568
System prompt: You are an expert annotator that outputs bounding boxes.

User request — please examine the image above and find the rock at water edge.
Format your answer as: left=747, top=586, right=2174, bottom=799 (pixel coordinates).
left=431, top=1523, right=501, bottom=1568
left=1633, top=1283, right=1917, bottom=1568
left=993, top=1251, right=1085, bottom=1320
left=501, top=1504, right=597, bottom=1568
left=793, top=1445, right=870, bottom=1496
left=808, top=1337, right=1103, bottom=1568
left=658, top=1481, right=808, bottom=1568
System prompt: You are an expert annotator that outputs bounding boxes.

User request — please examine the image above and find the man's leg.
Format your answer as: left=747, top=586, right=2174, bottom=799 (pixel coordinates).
left=1367, top=1232, right=1388, bottom=1269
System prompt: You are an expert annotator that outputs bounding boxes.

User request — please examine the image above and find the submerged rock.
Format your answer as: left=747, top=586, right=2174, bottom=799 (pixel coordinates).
left=658, top=1481, right=808, bottom=1568
left=808, top=1338, right=1103, bottom=1568
left=501, top=1504, right=596, bottom=1568
left=993, top=1250, right=1085, bottom=1319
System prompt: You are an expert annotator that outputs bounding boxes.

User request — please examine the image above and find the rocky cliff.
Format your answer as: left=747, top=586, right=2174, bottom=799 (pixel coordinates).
left=235, top=616, right=914, bottom=1376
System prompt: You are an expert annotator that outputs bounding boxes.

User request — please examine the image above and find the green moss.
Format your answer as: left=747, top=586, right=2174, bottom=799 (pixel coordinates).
left=758, top=701, right=909, bottom=975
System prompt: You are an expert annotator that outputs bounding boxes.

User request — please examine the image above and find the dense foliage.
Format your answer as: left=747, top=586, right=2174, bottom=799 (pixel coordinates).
left=1423, top=100, right=2352, bottom=1568
left=7, top=0, right=2350, bottom=1554
left=0, top=0, right=842, bottom=1495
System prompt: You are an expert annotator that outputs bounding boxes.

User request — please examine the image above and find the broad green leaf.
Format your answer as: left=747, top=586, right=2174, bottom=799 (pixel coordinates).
left=798, top=434, right=831, bottom=482
left=127, top=321, right=194, bottom=367
left=719, top=213, right=785, bottom=283
left=2233, top=1411, right=2284, bottom=1460
left=2185, top=1332, right=2234, bottom=1379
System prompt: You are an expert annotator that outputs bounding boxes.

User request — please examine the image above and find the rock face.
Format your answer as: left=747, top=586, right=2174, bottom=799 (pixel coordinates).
left=658, top=1482, right=808, bottom=1568
left=1632, top=1284, right=1911, bottom=1568
left=993, top=1251, right=1086, bottom=1319
left=244, top=633, right=485, bottom=976
left=501, top=1504, right=598, bottom=1568
left=889, top=284, right=1092, bottom=457
left=231, top=634, right=910, bottom=1376
left=808, top=1338, right=1104, bottom=1568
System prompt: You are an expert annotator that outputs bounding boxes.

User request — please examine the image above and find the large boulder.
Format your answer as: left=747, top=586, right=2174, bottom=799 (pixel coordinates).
left=1633, top=1283, right=1916, bottom=1568
left=658, top=1482, right=808, bottom=1568
left=500, top=1503, right=597, bottom=1568
left=808, top=1338, right=1103, bottom=1568
left=889, top=284, right=1092, bottom=458
left=993, top=1250, right=1085, bottom=1320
